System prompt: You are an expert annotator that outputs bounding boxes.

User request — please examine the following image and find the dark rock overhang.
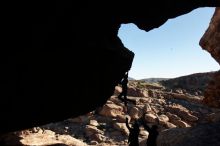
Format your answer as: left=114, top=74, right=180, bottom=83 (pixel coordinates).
left=1, top=1, right=219, bottom=133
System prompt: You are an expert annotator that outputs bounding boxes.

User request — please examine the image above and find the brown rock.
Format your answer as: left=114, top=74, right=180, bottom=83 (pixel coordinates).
left=91, top=133, right=106, bottom=143
left=163, top=122, right=177, bottom=129
left=85, top=125, right=103, bottom=137
left=89, top=120, right=99, bottom=127
left=142, top=90, right=149, bottom=97
left=203, top=71, right=220, bottom=108
left=139, top=130, right=149, bottom=137
left=207, top=112, right=220, bottom=122
left=109, top=96, right=126, bottom=107
left=116, top=114, right=130, bottom=123
left=166, top=105, right=198, bottom=122
left=171, top=120, right=190, bottom=128
left=148, top=89, right=157, bottom=98
left=114, top=86, right=122, bottom=95
left=174, top=89, right=183, bottom=94
left=127, top=86, right=145, bottom=97
left=143, top=103, right=152, bottom=113
left=200, top=8, right=220, bottom=64
left=20, top=129, right=88, bottom=146
left=129, top=106, right=142, bottom=119
left=139, top=138, right=148, bottom=146
left=200, top=8, right=220, bottom=108
left=157, top=99, right=166, bottom=105
left=163, top=92, right=202, bottom=104
left=113, top=122, right=129, bottom=136
left=166, top=112, right=181, bottom=121
left=90, top=141, right=99, bottom=145
left=139, top=97, right=151, bottom=103
left=145, top=113, right=158, bottom=123
left=99, top=103, right=124, bottom=117
left=157, top=122, right=220, bottom=146
left=158, top=114, right=169, bottom=123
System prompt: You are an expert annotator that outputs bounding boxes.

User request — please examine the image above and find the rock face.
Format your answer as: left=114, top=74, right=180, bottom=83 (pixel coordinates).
left=1, top=1, right=219, bottom=134
left=200, top=8, right=220, bottom=108
left=99, top=104, right=124, bottom=117
left=200, top=8, right=220, bottom=64
left=157, top=122, right=220, bottom=146
left=160, top=72, right=213, bottom=95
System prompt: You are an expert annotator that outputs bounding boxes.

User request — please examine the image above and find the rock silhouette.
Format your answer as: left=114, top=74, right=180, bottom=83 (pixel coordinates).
left=118, top=72, right=137, bottom=106
left=126, top=117, right=140, bottom=146
left=142, top=120, right=159, bottom=146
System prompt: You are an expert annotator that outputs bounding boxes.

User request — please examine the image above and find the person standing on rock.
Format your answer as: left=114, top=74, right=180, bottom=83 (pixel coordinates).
left=118, top=72, right=129, bottom=106
left=141, top=120, right=159, bottom=146
left=118, top=72, right=136, bottom=106
left=126, top=117, right=140, bottom=146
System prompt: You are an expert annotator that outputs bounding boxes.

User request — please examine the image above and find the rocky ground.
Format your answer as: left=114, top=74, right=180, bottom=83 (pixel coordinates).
left=2, top=79, right=220, bottom=146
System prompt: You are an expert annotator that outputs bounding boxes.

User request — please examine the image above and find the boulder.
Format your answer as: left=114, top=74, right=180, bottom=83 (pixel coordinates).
left=145, top=113, right=158, bottom=123
left=99, top=104, right=124, bottom=117
left=166, top=105, right=198, bottom=122
left=85, top=125, right=103, bottom=137
left=158, top=114, right=169, bottom=123
left=113, top=122, right=129, bottom=136
left=127, top=87, right=145, bottom=97
left=129, top=106, right=142, bottom=119
left=157, top=122, right=220, bottom=146
left=89, top=120, right=99, bottom=127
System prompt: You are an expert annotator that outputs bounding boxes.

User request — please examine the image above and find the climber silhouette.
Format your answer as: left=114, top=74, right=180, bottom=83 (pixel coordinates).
left=118, top=72, right=136, bottom=106
left=126, top=117, right=140, bottom=146
left=141, top=120, right=159, bottom=146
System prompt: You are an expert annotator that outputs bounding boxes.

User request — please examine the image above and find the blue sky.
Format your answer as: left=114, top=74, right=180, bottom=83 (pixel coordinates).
left=118, top=8, right=219, bottom=80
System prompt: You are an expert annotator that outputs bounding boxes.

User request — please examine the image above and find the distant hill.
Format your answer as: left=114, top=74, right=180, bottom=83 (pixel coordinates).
left=160, top=72, right=215, bottom=95
left=128, top=77, right=135, bottom=81
left=139, top=78, right=170, bottom=83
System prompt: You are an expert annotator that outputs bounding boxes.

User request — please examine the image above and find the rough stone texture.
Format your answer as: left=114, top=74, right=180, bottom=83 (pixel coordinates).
left=200, top=8, right=220, bottom=108
left=158, top=114, right=169, bottom=123
left=171, top=120, right=190, bottom=128
left=160, top=72, right=213, bottom=95
left=114, top=86, right=122, bottom=95
left=203, top=71, right=220, bottom=108
left=115, top=114, right=129, bottom=123
left=19, top=130, right=88, bottom=146
left=163, top=122, right=177, bottom=129
left=90, top=133, right=106, bottom=143
left=163, top=92, right=202, bottom=104
left=99, top=104, right=124, bottom=117
left=1, top=1, right=219, bottom=134
left=127, top=87, right=145, bottom=97
left=166, top=105, right=198, bottom=122
left=143, top=103, right=153, bottom=113
left=145, top=113, right=158, bottom=123
left=166, top=112, right=181, bottom=121
left=129, top=106, right=142, bottom=119
left=200, top=8, right=220, bottom=64
left=89, top=120, right=99, bottom=127
left=157, top=122, right=220, bottom=146
left=207, top=112, right=220, bottom=122
left=112, top=122, right=129, bottom=136
left=85, top=125, right=104, bottom=137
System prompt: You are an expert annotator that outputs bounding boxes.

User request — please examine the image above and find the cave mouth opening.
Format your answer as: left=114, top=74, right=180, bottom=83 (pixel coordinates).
left=118, top=7, right=219, bottom=97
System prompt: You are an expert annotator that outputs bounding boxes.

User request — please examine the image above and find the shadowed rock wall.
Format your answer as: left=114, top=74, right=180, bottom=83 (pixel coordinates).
left=200, top=8, right=220, bottom=108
